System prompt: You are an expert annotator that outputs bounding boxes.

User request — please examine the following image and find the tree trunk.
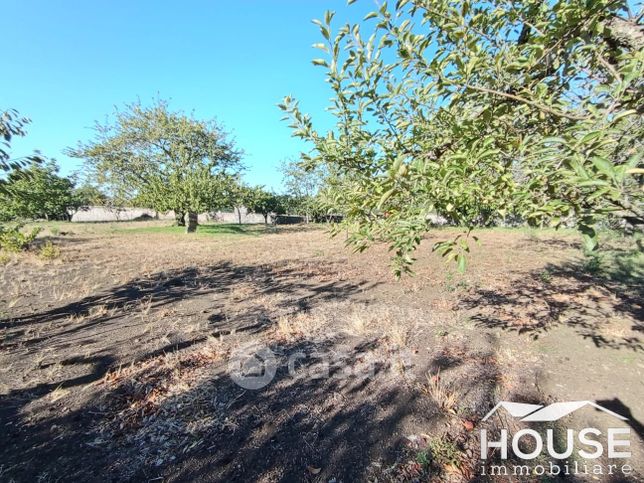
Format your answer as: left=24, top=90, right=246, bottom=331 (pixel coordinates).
left=175, top=211, right=186, bottom=226
left=263, top=213, right=268, bottom=225
left=236, top=207, right=242, bottom=225
left=186, top=212, right=198, bottom=233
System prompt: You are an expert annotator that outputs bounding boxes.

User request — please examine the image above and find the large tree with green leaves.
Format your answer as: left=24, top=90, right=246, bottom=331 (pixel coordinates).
left=282, top=0, right=643, bottom=275
left=0, top=160, right=75, bottom=221
left=69, top=100, right=242, bottom=232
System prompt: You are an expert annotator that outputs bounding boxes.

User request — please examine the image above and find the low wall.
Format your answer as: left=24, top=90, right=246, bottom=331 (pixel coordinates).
left=70, top=206, right=173, bottom=222
left=70, top=206, right=267, bottom=224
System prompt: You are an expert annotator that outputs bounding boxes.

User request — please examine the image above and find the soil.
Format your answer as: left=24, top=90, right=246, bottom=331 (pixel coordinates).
left=0, top=222, right=642, bottom=482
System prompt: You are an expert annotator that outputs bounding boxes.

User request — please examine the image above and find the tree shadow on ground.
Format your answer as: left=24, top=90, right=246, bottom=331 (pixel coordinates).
left=0, top=257, right=380, bottom=481
left=1, top=257, right=376, bottom=345
left=460, top=256, right=643, bottom=351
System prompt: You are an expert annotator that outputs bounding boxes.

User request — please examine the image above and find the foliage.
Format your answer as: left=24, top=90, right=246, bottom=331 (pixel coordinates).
left=38, top=240, right=61, bottom=260
left=279, top=159, right=328, bottom=220
left=0, top=109, right=43, bottom=173
left=427, top=437, right=461, bottom=468
left=0, top=224, right=41, bottom=252
left=0, top=160, right=75, bottom=221
left=68, top=100, right=243, bottom=231
left=245, top=186, right=286, bottom=223
left=72, top=183, right=109, bottom=207
left=281, top=0, right=643, bottom=275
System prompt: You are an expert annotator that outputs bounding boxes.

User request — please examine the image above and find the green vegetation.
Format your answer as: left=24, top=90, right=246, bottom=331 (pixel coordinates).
left=581, top=233, right=643, bottom=285
left=0, top=160, right=76, bottom=221
left=68, top=99, right=243, bottom=233
left=38, top=240, right=61, bottom=260
left=282, top=0, right=643, bottom=275
left=0, top=109, right=43, bottom=177
left=0, top=224, right=41, bottom=252
left=245, top=187, right=286, bottom=224
left=114, top=222, right=270, bottom=237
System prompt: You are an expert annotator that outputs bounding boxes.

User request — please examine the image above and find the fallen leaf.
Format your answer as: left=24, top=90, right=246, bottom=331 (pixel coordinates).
left=307, top=466, right=321, bottom=475
left=462, top=419, right=475, bottom=431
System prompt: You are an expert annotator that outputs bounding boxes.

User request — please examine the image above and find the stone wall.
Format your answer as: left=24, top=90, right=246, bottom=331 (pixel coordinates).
left=70, top=206, right=267, bottom=224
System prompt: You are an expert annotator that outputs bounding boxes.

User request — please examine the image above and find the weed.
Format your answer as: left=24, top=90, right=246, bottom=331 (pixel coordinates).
left=348, top=310, right=372, bottom=336
left=415, top=449, right=430, bottom=468
left=539, top=269, right=552, bottom=284
left=444, top=271, right=455, bottom=292
left=456, top=279, right=470, bottom=290
left=387, top=322, right=409, bottom=347
left=0, top=224, right=41, bottom=252
left=38, top=241, right=61, bottom=260
left=582, top=252, right=603, bottom=274
left=420, top=371, right=459, bottom=414
left=428, top=436, right=461, bottom=468
left=50, top=226, right=60, bottom=236
left=274, top=313, right=315, bottom=341
left=0, top=251, right=10, bottom=265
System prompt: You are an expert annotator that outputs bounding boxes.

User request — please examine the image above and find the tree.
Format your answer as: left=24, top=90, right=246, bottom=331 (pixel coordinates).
left=0, top=160, right=75, bottom=221
left=246, top=187, right=286, bottom=224
left=71, top=183, right=108, bottom=207
left=225, top=180, right=255, bottom=224
left=281, top=1, right=644, bottom=275
left=0, top=109, right=44, bottom=194
left=280, top=159, right=326, bottom=223
left=69, top=100, right=242, bottom=233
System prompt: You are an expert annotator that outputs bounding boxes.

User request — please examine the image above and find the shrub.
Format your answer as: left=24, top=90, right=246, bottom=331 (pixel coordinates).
left=38, top=240, right=60, bottom=260
left=0, top=224, right=41, bottom=252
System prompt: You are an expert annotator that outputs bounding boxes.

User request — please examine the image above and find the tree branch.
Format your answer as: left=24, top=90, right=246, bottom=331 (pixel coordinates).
left=465, top=84, right=589, bottom=120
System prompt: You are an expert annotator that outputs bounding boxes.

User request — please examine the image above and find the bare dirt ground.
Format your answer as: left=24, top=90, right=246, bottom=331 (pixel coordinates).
left=0, top=222, right=642, bottom=482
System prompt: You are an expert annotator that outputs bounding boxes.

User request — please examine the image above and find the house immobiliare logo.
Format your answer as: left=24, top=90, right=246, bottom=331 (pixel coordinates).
left=479, top=400, right=635, bottom=478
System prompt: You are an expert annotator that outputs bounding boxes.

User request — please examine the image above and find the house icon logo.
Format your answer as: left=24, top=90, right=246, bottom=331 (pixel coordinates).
left=228, top=344, right=277, bottom=390
left=482, top=400, right=628, bottom=423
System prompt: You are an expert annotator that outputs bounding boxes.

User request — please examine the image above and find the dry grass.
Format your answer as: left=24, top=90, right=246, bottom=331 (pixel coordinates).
left=420, top=371, right=460, bottom=415
left=98, top=339, right=228, bottom=468
left=273, top=312, right=320, bottom=342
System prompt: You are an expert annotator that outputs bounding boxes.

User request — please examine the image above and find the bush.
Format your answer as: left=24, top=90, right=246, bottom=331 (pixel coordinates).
left=38, top=240, right=60, bottom=260
left=0, top=224, right=41, bottom=252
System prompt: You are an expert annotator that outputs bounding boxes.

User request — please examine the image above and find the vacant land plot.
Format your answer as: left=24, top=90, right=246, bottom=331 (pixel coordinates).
left=0, top=222, right=642, bottom=481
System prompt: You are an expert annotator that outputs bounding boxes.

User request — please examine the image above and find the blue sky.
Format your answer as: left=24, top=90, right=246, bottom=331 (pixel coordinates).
left=1, top=1, right=374, bottom=191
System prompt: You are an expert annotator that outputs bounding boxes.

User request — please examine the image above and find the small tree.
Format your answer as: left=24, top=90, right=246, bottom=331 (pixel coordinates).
left=246, top=187, right=285, bottom=224
left=280, top=159, right=326, bottom=223
left=69, top=100, right=242, bottom=233
left=0, top=160, right=75, bottom=221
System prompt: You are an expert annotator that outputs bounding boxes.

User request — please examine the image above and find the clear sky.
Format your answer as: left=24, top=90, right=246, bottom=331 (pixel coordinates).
left=1, top=1, right=374, bottom=191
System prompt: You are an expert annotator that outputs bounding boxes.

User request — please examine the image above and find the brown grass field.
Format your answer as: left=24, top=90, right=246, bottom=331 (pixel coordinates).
left=0, top=221, right=642, bottom=482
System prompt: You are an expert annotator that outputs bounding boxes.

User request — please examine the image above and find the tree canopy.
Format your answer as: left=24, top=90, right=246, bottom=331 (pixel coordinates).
left=282, top=0, right=643, bottom=275
left=69, top=100, right=243, bottom=232
left=0, top=160, right=75, bottom=221
left=245, top=186, right=286, bottom=224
